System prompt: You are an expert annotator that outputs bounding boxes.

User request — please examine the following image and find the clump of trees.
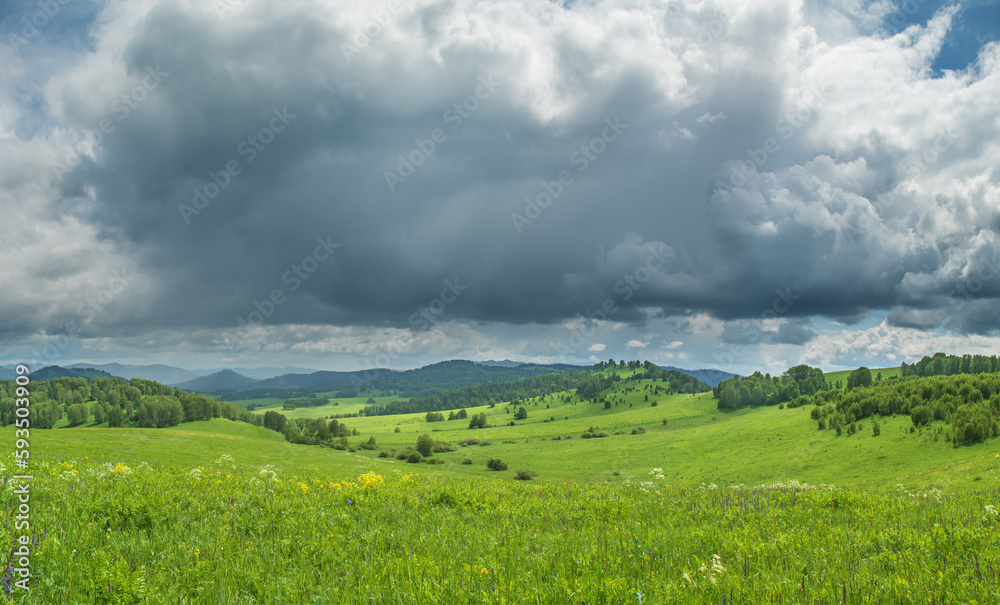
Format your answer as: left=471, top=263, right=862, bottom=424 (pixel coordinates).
left=714, top=365, right=826, bottom=409
left=486, top=458, right=508, bottom=471
left=468, top=413, right=488, bottom=429
left=805, top=370, right=1000, bottom=446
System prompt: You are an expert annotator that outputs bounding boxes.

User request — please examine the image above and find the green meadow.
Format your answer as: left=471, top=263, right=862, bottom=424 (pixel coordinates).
left=1, top=362, right=999, bottom=603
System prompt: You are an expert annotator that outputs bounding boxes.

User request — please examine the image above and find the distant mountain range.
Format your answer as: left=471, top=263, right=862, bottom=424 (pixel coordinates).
left=195, top=366, right=319, bottom=380
left=476, top=359, right=525, bottom=368
left=661, top=366, right=738, bottom=387
left=71, top=363, right=201, bottom=385
left=4, top=359, right=739, bottom=392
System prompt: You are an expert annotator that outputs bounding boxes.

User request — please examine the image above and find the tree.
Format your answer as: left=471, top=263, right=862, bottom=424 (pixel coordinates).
left=137, top=396, right=184, bottom=428
left=718, top=386, right=739, bottom=409
left=416, top=434, right=434, bottom=457
left=514, top=407, right=527, bottom=420
left=66, top=403, right=89, bottom=426
left=263, top=410, right=287, bottom=433
left=486, top=458, right=508, bottom=471
left=468, top=413, right=487, bottom=429
left=846, top=367, right=872, bottom=391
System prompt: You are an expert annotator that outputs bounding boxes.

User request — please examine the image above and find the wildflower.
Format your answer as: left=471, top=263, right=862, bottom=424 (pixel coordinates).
left=480, top=567, right=488, bottom=575
left=298, top=482, right=309, bottom=493
left=215, top=454, right=236, bottom=466
left=112, top=463, right=132, bottom=476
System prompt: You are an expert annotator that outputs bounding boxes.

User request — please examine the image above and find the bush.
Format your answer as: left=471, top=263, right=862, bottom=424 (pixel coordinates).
left=514, top=469, right=536, bottom=481
left=378, top=450, right=391, bottom=458
left=458, top=438, right=480, bottom=447
left=406, top=451, right=422, bottom=463
left=425, top=458, right=445, bottom=465
left=486, top=458, right=508, bottom=471
left=434, top=441, right=455, bottom=453
left=416, top=434, right=434, bottom=457
left=631, top=426, right=645, bottom=435
left=394, top=426, right=401, bottom=433
left=461, top=458, right=473, bottom=465
left=396, top=451, right=409, bottom=461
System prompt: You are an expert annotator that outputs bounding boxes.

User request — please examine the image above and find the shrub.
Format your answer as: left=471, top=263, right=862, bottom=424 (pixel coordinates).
left=911, top=405, right=931, bottom=427
left=416, top=434, right=434, bottom=457
left=396, top=452, right=409, bottom=461
left=486, top=458, right=508, bottom=471
left=458, top=438, right=480, bottom=447
left=514, top=469, right=536, bottom=481
left=461, top=458, right=473, bottom=465
left=393, top=426, right=401, bottom=433
left=631, top=427, right=645, bottom=435
left=378, top=450, right=391, bottom=458
left=425, top=458, right=444, bottom=465
left=406, top=451, right=422, bottom=463
left=433, top=442, right=455, bottom=453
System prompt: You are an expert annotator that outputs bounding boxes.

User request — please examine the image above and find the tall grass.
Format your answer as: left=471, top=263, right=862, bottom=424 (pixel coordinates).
left=2, top=455, right=998, bottom=604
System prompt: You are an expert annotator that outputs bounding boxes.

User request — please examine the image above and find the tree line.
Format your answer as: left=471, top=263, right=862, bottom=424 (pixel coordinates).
left=713, top=365, right=827, bottom=409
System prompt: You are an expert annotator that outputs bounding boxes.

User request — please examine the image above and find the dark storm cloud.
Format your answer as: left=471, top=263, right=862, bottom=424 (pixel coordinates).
left=5, top=0, right=1000, bottom=354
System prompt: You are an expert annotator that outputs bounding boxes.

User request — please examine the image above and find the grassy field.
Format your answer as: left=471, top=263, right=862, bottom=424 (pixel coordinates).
left=2, top=426, right=998, bottom=604
left=232, top=394, right=388, bottom=420
left=4, top=370, right=1000, bottom=603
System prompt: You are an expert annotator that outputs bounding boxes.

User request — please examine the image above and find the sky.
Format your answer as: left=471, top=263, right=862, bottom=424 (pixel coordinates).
left=0, top=0, right=999, bottom=375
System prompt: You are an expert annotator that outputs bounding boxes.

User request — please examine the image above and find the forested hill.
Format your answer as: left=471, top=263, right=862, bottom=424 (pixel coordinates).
left=361, top=360, right=711, bottom=416
left=359, top=360, right=582, bottom=398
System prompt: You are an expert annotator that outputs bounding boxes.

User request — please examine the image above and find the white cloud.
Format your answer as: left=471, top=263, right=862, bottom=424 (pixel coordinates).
left=625, top=339, right=649, bottom=349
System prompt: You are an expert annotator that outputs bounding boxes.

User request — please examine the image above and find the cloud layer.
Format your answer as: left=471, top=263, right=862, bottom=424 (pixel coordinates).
left=1, top=0, right=999, bottom=372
